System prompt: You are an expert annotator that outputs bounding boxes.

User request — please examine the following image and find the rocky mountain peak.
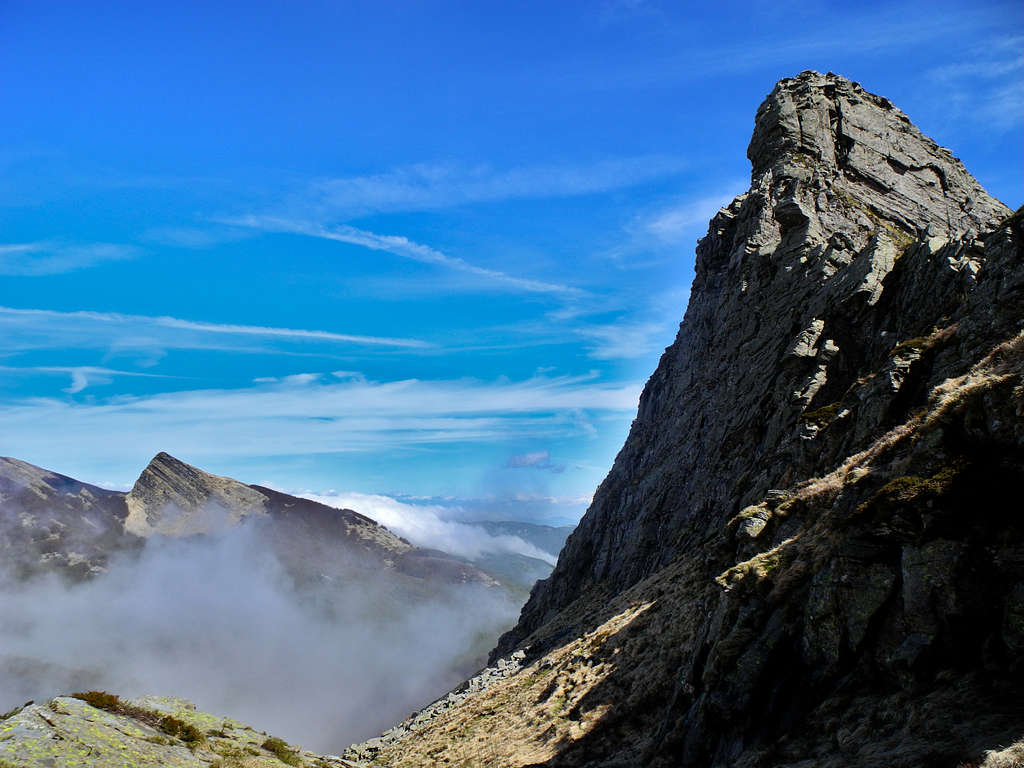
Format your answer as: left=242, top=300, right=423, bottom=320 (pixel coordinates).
left=363, top=74, right=1022, bottom=767
left=124, top=452, right=268, bottom=537
left=746, top=70, right=1005, bottom=239
left=496, top=74, right=1013, bottom=656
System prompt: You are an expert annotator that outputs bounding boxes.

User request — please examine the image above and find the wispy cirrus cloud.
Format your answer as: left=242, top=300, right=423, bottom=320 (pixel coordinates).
left=613, top=183, right=746, bottom=259
left=295, top=156, right=688, bottom=217
left=576, top=319, right=676, bottom=360
left=633, top=189, right=743, bottom=244
left=475, top=281, right=686, bottom=361
left=0, top=242, right=138, bottom=276
left=555, top=4, right=1015, bottom=92
left=0, top=305, right=431, bottom=361
left=0, top=364, right=172, bottom=394
left=0, top=372, right=642, bottom=469
left=141, top=224, right=254, bottom=249
left=152, top=315, right=430, bottom=347
left=227, top=216, right=583, bottom=297
left=926, top=35, right=1024, bottom=131
left=506, top=450, right=565, bottom=474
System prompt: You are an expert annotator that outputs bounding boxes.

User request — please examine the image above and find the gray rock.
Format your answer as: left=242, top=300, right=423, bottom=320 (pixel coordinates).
left=124, top=451, right=269, bottom=536
left=476, top=71, right=1023, bottom=768
left=495, top=70, right=1010, bottom=660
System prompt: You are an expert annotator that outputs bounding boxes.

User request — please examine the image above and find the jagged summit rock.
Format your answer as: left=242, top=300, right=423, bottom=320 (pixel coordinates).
left=747, top=71, right=1003, bottom=237
left=125, top=452, right=269, bottom=536
left=366, top=72, right=1022, bottom=767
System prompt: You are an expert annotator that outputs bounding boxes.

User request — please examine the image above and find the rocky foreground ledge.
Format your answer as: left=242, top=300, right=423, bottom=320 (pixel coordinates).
left=0, top=693, right=357, bottom=768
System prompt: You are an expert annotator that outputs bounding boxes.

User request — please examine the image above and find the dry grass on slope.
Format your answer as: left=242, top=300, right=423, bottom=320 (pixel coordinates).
left=977, top=738, right=1024, bottom=768
left=371, top=599, right=662, bottom=768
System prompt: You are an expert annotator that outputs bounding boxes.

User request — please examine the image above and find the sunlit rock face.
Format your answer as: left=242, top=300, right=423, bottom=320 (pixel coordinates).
left=124, top=452, right=270, bottom=537
left=369, top=72, right=1022, bottom=768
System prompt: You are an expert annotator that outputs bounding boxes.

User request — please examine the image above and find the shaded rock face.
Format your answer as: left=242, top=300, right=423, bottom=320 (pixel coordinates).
left=393, top=71, right=1024, bottom=767
left=497, top=70, right=1010, bottom=655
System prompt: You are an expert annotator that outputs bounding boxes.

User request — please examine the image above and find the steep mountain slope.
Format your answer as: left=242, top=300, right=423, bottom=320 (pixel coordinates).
left=0, top=451, right=493, bottom=586
left=497, top=70, right=1009, bottom=649
left=366, top=71, right=1023, bottom=767
left=124, top=451, right=272, bottom=536
left=0, top=456, right=140, bottom=579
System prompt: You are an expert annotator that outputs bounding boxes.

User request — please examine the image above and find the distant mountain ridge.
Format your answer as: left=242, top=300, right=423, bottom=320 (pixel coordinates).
left=0, top=455, right=138, bottom=579
left=0, top=452, right=542, bottom=755
left=0, top=452, right=493, bottom=586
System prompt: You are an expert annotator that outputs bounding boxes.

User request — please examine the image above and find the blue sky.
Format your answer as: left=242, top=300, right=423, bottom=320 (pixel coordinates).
left=1, top=0, right=1020, bottom=524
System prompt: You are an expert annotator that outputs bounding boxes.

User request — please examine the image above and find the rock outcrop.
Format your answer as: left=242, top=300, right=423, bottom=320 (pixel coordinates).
left=497, top=70, right=1009, bottom=651
left=125, top=452, right=270, bottom=536
left=0, top=693, right=358, bottom=767
left=367, top=71, right=1023, bottom=767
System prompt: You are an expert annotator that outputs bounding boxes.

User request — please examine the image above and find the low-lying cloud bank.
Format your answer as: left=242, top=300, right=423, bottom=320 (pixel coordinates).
left=0, top=525, right=519, bottom=753
left=298, top=490, right=559, bottom=565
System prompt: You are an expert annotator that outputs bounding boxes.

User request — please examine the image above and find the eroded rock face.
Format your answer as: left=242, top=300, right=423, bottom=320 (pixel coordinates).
left=496, top=70, right=1011, bottom=657
left=124, top=452, right=270, bottom=537
left=378, top=71, right=1024, bottom=767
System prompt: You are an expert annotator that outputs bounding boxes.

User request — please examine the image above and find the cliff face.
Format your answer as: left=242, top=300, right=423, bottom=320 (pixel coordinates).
left=370, top=72, right=1023, bottom=767
left=498, top=71, right=1009, bottom=652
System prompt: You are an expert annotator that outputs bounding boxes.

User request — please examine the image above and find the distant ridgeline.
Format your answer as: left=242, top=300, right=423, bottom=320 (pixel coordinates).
left=352, top=71, right=1024, bottom=767
left=0, top=451, right=568, bottom=590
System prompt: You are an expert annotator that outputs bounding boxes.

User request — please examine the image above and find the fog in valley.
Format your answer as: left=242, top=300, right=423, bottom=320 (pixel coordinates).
left=0, top=521, right=522, bottom=753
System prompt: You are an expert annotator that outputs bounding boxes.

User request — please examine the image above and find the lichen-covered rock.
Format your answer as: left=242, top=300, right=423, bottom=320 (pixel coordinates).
left=0, top=694, right=357, bottom=768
